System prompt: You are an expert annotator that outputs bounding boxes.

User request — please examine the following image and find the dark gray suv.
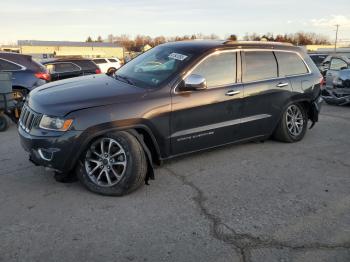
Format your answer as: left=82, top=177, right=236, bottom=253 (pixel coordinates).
left=18, top=41, right=323, bottom=196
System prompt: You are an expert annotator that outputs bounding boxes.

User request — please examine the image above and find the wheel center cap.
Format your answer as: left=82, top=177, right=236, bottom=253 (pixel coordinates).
left=102, top=159, right=109, bottom=165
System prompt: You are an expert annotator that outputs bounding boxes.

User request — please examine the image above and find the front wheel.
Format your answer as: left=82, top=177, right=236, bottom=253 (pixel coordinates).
left=273, top=103, right=308, bottom=143
left=77, top=131, right=147, bottom=196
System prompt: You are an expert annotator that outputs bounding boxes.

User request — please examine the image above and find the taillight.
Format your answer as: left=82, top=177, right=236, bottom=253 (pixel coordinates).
left=95, top=68, right=101, bottom=74
left=35, top=72, right=51, bottom=82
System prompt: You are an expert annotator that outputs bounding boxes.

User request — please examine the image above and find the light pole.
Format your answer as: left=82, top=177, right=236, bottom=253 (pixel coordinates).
left=334, top=24, right=340, bottom=53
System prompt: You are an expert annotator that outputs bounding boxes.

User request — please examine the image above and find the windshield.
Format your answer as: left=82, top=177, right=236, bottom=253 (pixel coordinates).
left=116, top=46, right=193, bottom=88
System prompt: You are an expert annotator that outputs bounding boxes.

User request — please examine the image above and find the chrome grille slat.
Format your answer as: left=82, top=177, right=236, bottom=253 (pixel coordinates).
left=19, top=104, right=41, bottom=133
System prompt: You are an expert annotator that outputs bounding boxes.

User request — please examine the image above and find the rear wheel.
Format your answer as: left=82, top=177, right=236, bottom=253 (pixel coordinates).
left=0, top=115, right=9, bottom=132
left=273, top=103, right=308, bottom=142
left=77, top=131, right=147, bottom=196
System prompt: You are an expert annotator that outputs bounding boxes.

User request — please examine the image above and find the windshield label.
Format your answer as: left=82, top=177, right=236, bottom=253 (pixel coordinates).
left=168, top=53, right=188, bottom=61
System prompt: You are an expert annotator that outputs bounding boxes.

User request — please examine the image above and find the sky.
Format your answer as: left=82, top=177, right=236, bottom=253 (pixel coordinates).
left=1, top=0, right=350, bottom=44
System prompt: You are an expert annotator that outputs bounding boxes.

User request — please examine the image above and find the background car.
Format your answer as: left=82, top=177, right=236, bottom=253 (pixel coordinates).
left=42, top=58, right=101, bottom=81
left=0, top=52, right=49, bottom=96
left=322, top=55, right=350, bottom=105
left=92, top=58, right=121, bottom=75
left=309, top=53, right=328, bottom=67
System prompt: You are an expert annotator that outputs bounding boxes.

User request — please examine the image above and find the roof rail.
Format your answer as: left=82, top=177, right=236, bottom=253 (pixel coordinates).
left=224, top=40, right=293, bottom=46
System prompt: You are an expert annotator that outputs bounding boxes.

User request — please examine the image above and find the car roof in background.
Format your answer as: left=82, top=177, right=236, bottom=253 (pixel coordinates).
left=40, top=57, right=93, bottom=64
left=0, top=52, right=44, bottom=70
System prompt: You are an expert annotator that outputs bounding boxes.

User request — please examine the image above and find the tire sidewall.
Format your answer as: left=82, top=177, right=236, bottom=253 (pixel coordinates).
left=77, top=132, right=144, bottom=196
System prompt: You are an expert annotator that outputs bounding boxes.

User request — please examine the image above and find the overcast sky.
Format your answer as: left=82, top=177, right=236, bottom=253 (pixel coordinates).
left=1, top=0, right=350, bottom=44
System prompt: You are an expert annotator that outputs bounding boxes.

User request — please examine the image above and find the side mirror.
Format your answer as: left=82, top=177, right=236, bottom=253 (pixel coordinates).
left=184, top=74, right=207, bottom=90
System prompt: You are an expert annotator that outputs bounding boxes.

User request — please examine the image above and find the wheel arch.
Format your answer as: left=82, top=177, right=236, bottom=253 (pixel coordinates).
left=72, top=124, right=161, bottom=171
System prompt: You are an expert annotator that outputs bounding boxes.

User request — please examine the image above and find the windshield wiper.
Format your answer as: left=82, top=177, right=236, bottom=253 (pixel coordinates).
left=115, top=74, right=135, bottom=86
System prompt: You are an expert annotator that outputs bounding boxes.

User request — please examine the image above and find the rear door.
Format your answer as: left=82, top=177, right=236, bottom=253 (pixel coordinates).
left=170, top=50, right=244, bottom=155
left=326, top=58, right=348, bottom=88
left=239, top=50, right=292, bottom=139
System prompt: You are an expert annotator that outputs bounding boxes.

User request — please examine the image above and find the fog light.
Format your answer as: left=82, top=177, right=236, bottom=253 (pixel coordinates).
left=38, top=148, right=54, bottom=161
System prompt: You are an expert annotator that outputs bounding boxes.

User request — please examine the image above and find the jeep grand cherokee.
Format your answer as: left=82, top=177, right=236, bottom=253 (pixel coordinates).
left=18, top=40, right=323, bottom=196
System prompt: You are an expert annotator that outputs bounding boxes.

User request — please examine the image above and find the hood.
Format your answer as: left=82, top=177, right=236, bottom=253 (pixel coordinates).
left=28, top=74, right=147, bottom=116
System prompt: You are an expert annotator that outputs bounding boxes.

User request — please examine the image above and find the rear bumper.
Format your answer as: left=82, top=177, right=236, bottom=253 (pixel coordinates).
left=18, top=126, right=83, bottom=173
left=310, top=95, right=323, bottom=123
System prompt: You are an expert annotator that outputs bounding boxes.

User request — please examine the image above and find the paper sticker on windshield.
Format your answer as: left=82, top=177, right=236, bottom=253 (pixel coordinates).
left=168, top=53, right=188, bottom=61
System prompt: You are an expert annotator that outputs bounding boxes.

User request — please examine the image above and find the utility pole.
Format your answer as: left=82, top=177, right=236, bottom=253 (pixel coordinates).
left=334, top=24, right=340, bottom=53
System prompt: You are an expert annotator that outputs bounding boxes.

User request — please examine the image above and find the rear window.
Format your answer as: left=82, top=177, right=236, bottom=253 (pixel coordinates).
left=48, top=62, right=80, bottom=73
left=243, top=51, right=277, bottom=82
left=0, top=59, right=22, bottom=71
left=93, top=59, right=107, bottom=64
left=108, top=59, right=118, bottom=63
left=275, top=52, right=309, bottom=76
left=73, top=60, right=98, bottom=70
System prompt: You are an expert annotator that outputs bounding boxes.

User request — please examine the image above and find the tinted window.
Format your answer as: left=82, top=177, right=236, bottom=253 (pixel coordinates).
left=275, top=52, right=309, bottom=76
left=74, top=60, right=97, bottom=70
left=243, top=51, right=277, bottom=82
left=192, top=52, right=236, bottom=87
left=0, top=59, right=22, bottom=71
left=330, top=58, right=348, bottom=70
left=310, top=54, right=327, bottom=66
left=93, top=59, right=107, bottom=64
left=52, top=63, right=80, bottom=73
left=108, top=59, right=117, bottom=62
left=116, top=46, right=193, bottom=88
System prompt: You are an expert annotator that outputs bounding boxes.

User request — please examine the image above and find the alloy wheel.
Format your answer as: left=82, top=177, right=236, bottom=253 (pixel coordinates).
left=286, top=105, right=304, bottom=137
left=84, top=138, right=127, bottom=187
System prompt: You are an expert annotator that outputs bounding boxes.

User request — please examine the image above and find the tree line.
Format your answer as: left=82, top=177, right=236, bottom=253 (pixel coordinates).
left=86, top=32, right=330, bottom=51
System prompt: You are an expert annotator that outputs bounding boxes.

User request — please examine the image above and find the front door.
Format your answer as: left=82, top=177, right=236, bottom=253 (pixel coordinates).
left=170, top=50, right=243, bottom=155
left=326, top=58, right=348, bottom=88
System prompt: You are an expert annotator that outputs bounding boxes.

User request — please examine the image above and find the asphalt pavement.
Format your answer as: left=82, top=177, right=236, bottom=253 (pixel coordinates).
left=0, top=104, right=349, bottom=262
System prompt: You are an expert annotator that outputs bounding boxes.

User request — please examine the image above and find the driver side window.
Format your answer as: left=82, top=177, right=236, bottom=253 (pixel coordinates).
left=330, top=58, right=348, bottom=71
left=191, top=52, right=237, bottom=88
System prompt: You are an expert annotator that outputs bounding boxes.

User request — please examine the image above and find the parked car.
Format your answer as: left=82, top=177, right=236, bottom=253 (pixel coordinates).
left=309, top=53, right=328, bottom=71
left=321, top=55, right=350, bottom=105
left=19, top=40, right=323, bottom=196
left=0, top=52, right=49, bottom=96
left=42, top=58, right=101, bottom=81
left=92, top=58, right=121, bottom=75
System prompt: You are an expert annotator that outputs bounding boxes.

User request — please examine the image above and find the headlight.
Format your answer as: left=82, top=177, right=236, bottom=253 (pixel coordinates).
left=39, top=115, right=73, bottom=131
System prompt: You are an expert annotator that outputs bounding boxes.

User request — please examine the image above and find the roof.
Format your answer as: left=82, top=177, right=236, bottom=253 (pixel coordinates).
left=18, top=40, right=122, bottom=48
left=161, top=40, right=297, bottom=53
left=40, top=57, right=93, bottom=64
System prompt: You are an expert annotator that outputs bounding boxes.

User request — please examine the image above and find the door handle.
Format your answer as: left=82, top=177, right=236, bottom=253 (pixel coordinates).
left=225, top=90, right=240, bottom=96
left=276, top=82, right=289, bottom=87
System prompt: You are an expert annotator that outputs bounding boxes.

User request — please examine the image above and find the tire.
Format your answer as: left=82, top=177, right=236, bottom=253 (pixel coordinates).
left=0, top=115, right=9, bottom=132
left=77, top=131, right=147, bottom=196
left=106, top=67, right=117, bottom=76
left=273, top=103, right=308, bottom=143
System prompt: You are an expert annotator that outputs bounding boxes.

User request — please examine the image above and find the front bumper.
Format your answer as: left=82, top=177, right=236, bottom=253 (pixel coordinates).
left=18, top=126, right=83, bottom=173
left=322, top=88, right=350, bottom=106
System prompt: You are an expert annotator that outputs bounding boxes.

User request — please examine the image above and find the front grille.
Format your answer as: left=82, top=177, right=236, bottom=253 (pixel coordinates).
left=19, top=104, right=41, bottom=133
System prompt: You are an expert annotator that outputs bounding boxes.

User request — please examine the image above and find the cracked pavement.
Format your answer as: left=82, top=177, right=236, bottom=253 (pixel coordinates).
left=0, top=104, right=349, bottom=262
